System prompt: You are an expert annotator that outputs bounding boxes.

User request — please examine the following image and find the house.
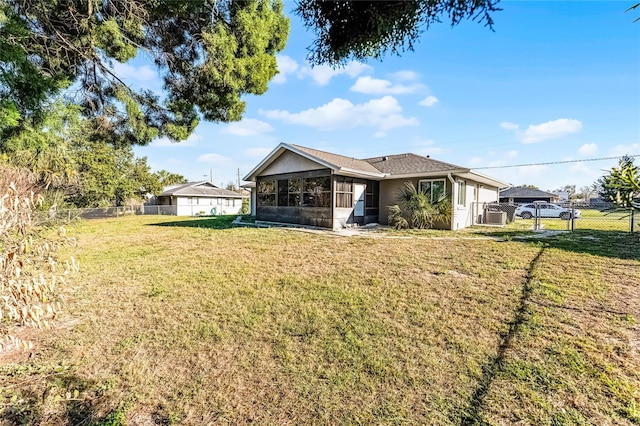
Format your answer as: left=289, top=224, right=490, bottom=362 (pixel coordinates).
left=243, top=143, right=508, bottom=230
left=499, top=187, right=560, bottom=204
left=148, top=181, right=246, bottom=216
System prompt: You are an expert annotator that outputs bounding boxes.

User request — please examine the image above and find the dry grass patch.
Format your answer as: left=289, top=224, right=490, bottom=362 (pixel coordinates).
left=0, top=215, right=638, bottom=425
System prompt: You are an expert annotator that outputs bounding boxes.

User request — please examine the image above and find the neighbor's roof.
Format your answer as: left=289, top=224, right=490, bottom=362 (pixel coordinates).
left=160, top=181, right=245, bottom=198
left=499, top=187, right=558, bottom=198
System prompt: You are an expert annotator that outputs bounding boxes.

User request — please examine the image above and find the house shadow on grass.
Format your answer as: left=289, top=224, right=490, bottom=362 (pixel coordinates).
left=475, top=229, right=640, bottom=261
left=148, top=214, right=241, bottom=230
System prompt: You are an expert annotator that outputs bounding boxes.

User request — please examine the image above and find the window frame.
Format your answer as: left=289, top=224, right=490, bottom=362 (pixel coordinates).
left=303, top=176, right=331, bottom=207
left=418, top=179, right=446, bottom=203
left=335, top=177, right=354, bottom=208
left=457, top=180, right=466, bottom=207
left=257, top=179, right=277, bottom=206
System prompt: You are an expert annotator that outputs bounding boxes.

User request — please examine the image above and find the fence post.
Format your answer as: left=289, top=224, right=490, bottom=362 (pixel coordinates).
left=571, top=206, right=575, bottom=232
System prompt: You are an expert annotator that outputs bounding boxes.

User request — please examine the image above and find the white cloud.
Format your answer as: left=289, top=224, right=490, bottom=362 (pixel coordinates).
left=521, top=118, right=582, bottom=143
left=152, top=133, right=201, bottom=147
left=112, top=62, right=158, bottom=82
left=419, top=96, right=439, bottom=107
left=500, top=122, right=520, bottom=130
left=223, top=118, right=274, bottom=136
left=468, top=157, right=484, bottom=166
left=244, top=147, right=273, bottom=158
left=299, top=61, right=371, bottom=86
left=578, top=143, right=598, bottom=156
left=389, top=70, right=419, bottom=81
left=272, top=55, right=299, bottom=84
left=415, top=146, right=448, bottom=156
left=261, top=95, right=418, bottom=136
left=350, top=76, right=423, bottom=95
left=609, top=143, right=639, bottom=157
left=569, top=161, right=592, bottom=174
left=414, top=139, right=437, bottom=147
left=197, top=153, right=231, bottom=164
left=507, top=150, right=518, bottom=159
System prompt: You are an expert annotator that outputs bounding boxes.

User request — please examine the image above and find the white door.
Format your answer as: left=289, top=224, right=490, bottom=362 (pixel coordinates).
left=354, top=183, right=365, bottom=217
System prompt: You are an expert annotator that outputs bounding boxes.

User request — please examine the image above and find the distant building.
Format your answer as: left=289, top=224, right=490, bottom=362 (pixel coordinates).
left=499, top=187, right=560, bottom=204
left=552, top=191, right=569, bottom=201
left=147, top=181, right=247, bottom=216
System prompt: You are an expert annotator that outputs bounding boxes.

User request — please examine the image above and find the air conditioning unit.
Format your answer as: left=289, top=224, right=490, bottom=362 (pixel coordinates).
left=485, top=211, right=507, bottom=225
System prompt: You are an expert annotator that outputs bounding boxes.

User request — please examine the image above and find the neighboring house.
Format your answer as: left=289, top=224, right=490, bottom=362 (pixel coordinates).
left=149, top=181, right=246, bottom=216
left=499, top=187, right=560, bottom=204
left=551, top=191, right=569, bottom=202
left=243, top=143, right=508, bottom=230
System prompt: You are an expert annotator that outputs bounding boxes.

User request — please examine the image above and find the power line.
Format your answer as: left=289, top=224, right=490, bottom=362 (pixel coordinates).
left=473, top=155, right=640, bottom=170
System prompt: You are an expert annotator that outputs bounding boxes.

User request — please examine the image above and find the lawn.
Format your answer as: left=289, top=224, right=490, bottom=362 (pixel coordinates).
left=1, top=215, right=639, bottom=425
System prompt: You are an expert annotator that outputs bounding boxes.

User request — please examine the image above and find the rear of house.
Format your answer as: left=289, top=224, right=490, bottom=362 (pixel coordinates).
left=244, top=143, right=507, bottom=230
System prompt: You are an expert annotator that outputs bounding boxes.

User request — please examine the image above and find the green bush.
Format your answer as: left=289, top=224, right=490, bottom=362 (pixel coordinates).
left=388, top=182, right=452, bottom=229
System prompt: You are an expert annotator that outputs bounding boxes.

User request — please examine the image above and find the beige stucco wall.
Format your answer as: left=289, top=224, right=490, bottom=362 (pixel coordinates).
left=379, top=178, right=453, bottom=228
left=381, top=177, right=499, bottom=229
left=260, top=151, right=323, bottom=176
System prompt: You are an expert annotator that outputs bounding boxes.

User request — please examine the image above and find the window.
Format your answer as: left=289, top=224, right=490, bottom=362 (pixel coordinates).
left=457, top=181, right=466, bottom=206
left=288, top=178, right=301, bottom=206
left=257, top=180, right=276, bottom=206
left=335, top=177, right=353, bottom=208
left=303, top=176, right=331, bottom=207
left=418, top=179, right=446, bottom=203
left=278, top=178, right=301, bottom=206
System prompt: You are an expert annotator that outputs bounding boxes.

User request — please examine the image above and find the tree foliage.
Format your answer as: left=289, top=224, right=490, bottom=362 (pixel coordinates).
left=596, top=155, right=640, bottom=208
left=0, top=101, right=173, bottom=207
left=295, top=0, right=500, bottom=65
left=155, top=170, right=187, bottom=187
left=388, top=181, right=452, bottom=229
left=0, top=0, right=289, bottom=145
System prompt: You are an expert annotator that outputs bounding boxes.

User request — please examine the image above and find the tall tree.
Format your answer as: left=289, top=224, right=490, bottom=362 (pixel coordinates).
left=155, top=170, right=187, bottom=187
left=1, top=0, right=289, bottom=145
left=596, top=155, right=640, bottom=208
left=295, top=0, right=500, bottom=65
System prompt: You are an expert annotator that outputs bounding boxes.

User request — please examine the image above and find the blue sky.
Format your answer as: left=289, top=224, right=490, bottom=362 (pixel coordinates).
left=130, top=1, right=640, bottom=192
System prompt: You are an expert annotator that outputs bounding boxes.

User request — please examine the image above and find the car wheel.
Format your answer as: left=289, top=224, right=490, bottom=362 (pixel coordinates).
left=521, top=212, right=532, bottom=219
left=560, top=212, right=570, bottom=220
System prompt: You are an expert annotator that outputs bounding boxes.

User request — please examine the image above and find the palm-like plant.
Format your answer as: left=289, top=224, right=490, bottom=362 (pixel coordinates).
left=388, top=182, right=452, bottom=229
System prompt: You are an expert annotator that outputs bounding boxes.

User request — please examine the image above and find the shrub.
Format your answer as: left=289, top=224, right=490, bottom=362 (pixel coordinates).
left=0, top=164, right=77, bottom=352
left=388, top=181, right=452, bottom=229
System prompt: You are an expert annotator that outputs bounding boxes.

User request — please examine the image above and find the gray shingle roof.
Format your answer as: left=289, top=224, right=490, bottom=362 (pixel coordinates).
left=289, top=144, right=383, bottom=175
left=499, top=187, right=557, bottom=198
left=160, top=182, right=244, bottom=198
left=364, top=153, right=463, bottom=175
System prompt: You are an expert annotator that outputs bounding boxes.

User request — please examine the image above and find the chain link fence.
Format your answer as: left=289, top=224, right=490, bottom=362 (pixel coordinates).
left=473, top=202, right=637, bottom=233
left=32, top=205, right=208, bottom=225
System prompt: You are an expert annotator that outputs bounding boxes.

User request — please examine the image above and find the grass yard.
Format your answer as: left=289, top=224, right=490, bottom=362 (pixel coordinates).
left=1, top=215, right=639, bottom=425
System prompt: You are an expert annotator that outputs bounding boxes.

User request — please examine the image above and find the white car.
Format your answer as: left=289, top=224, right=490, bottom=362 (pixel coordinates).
left=515, top=203, right=581, bottom=220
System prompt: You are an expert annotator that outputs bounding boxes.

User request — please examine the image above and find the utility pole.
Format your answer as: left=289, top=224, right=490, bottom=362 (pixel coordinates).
left=210, top=168, right=213, bottom=183
left=237, top=168, right=241, bottom=189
